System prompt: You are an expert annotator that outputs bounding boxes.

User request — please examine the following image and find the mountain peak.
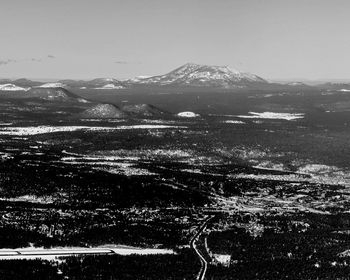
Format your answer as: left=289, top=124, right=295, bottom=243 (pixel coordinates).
left=130, top=63, right=267, bottom=88
left=182, top=62, right=234, bottom=70
left=173, top=63, right=241, bottom=76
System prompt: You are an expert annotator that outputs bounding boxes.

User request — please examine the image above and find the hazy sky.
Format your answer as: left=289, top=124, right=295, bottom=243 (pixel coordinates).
left=1, top=0, right=350, bottom=80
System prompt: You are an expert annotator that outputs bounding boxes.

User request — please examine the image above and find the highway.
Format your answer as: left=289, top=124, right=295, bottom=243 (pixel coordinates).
left=190, top=216, right=214, bottom=280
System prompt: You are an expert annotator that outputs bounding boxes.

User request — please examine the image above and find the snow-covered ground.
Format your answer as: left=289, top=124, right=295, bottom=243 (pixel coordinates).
left=253, top=161, right=286, bottom=171
left=0, top=246, right=174, bottom=261
left=96, top=166, right=157, bottom=176
left=0, top=195, right=54, bottom=204
left=297, top=164, right=350, bottom=186
left=223, top=120, right=245, bottom=124
left=0, top=152, right=14, bottom=160
left=77, top=98, right=90, bottom=103
left=88, top=149, right=193, bottom=160
left=141, top=119, right=177, bottom=124
left=80, top=119, right=125, bottom=122
left=213, top=254, right=231, bottom=266
left=239, top=161, right=350, bottom=186
left=236, top=112, right=304, bottom=120
left=0, top=125, right=186, bottom=136
left=60, top=148, right=194, bottom=176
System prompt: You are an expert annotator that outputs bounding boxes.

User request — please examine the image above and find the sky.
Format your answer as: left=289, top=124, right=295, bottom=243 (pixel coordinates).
left=1, top=0, right=350, bottom=81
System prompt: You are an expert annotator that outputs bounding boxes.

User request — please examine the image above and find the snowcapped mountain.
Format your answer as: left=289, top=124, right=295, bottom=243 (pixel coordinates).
left=0, top=83, right=30, bottom=91
left=89, top=78, right=126, bottom=89
left=88, top=78, right=121, bottom=85
left=285, top=81, right=312, bottom=87
left=94, top=83, right=125, bottom=90
left=0, top=63, right=269, bottom=92
left=38, top=82, right=66, bottom=88
left=58, top=78, right=126, bottom=89
left=127, top=63, right=267, bottom=88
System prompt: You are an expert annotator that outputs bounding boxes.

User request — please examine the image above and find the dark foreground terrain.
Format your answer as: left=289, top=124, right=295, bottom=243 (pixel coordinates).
left=0, top=87, right=350, bottom=279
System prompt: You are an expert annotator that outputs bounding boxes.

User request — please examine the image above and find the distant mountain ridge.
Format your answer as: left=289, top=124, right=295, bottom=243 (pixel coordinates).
left=1, top=63, right=336, bottom=91
left=59, top=78, right=126, bottom=89
left=0, top=78, right=127, bottom=90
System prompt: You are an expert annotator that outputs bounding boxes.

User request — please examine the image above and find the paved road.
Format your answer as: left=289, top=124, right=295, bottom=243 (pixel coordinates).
left=190, top=216, right=214, bottom=280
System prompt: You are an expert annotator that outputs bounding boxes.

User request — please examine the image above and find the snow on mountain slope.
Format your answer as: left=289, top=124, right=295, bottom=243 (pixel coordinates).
left=38, top=82, right=66, bottom=88
left=129, top=63, right=267, bottom=88
left=90, top=78, right=119, bottom=84
left=0, top=84, right=30, bottom=91
left=94, top=83, right=125, bottom=89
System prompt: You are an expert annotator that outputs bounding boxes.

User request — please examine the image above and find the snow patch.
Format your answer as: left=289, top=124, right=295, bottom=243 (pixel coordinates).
left=177, top=111, right=200, bottom=118
left=223, top=120, right=245, bottom=124
left=77, top=98, right=90, bottom=103
left=0, top=195, right=54, bottom=204
left=236, top=112, right=304, bottom=120
left=213, top=254, right=231, bottom=266
left=0, top=125, right=186, bottom=136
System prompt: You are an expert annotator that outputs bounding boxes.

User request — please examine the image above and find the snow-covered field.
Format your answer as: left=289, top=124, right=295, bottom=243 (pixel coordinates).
left=0, top=152, right=14, bottom=160
left=141, top=119, right=177, bottom=124
left=236, top=112, right=304, bottom=120
left=0, top=195, right=54, bottom=204
left=216, top=145, right=350, bottom=186
left=60, top=149, right=194, bottom=176
left=0, top=246, right=174, bottom=261
left=88, top=149, right=193, bottom=160
left=247, top=161, right=350, bottom=186
left=80, top=118, right=125, bottom=123
left=223, top=120, right=246, bottom=124
left=213, top=254, right=231, bottom=266
left=0, top=125, right=186, bottom=135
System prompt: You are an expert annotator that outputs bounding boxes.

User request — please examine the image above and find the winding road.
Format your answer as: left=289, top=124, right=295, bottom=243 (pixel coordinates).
left=191, top=216, right=214, bottom=280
